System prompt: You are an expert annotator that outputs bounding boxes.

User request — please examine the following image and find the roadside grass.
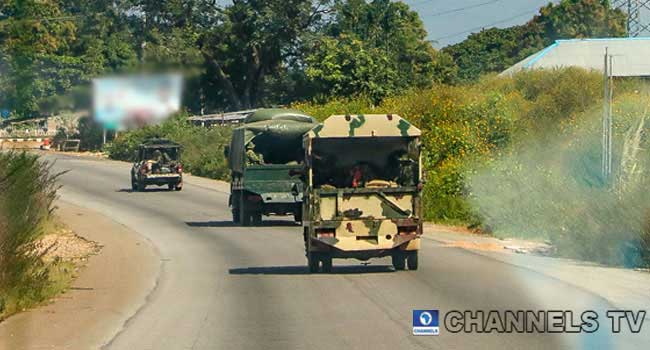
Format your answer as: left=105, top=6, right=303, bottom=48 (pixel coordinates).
left=0, top=152, right=78, bottom=321
left=0, top=246, right=76, bottom=320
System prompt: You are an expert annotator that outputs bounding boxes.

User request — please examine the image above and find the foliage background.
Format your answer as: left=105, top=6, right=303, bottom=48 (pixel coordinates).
left=106, top=114, right=232, bottom=181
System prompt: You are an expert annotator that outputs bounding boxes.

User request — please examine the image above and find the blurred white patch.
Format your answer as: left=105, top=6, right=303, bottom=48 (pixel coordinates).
left=92, top=74, right=183, bottom=129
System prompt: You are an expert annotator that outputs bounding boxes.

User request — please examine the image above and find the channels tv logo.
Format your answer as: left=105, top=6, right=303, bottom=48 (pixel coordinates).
left=413, top=310, right=440, bottom=336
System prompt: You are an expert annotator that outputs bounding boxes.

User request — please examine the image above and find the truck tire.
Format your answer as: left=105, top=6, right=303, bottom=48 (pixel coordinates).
left=137, top=179, right=145, bottom=192
left=232, top=206, right=241, bottom=223
left=321, top=254, right=332, bottom=273
left=231, top=194, right=240, bottom=223
left=293, top=208, right=302, bottom=223
left=240, top=205, right=251, bottom=226
left=131, top=175, right=137, bottom=191
left=252, top=213, right=262, bottom=226
left=392, top=252, right=406, bottom=271
left=308, top=252, right=319, bottom=273
left=407, top=251, right=418, bottom=271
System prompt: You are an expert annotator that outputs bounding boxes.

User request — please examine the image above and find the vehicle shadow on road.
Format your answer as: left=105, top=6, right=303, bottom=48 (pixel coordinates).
left=186, top=221, right=237, bottom=228
left=116, top=188, right=174, bottom=193
left=229, top=265, right=395, bottom=275
left=185, top=220, right=299, bottom=228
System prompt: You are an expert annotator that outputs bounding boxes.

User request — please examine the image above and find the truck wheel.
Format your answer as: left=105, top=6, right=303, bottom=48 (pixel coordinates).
left=293, top=208, right=302, bottom=223
left=407, top=251, right=418, bottom=271
left=131, top=176, right=137, bottom=191
left=240, top=206, right=251, bottom=226
left=392, top=252, right=406, bottom=271
left=137, top=180, right=145, bottom=192
left=231, top=194, right=240, bottom=223
left=308, top=252, right=319, bottom=273
left=252, top=213, right=262, bottom=226
left=321, top=254, right=332, bottom=273
left=232, top=205, right=241, bottom=223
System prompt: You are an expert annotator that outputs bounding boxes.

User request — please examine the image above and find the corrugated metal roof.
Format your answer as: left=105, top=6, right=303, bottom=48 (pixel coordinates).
left=501, top=38, right=650, bottom=77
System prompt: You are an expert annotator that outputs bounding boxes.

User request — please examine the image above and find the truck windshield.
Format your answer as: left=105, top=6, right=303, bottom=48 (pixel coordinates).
left=311, top=137, right=419, bottom=189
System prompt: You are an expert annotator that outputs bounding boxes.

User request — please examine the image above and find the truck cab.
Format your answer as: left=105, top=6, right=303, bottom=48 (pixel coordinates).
left=302, top=114, right=423, bottom=273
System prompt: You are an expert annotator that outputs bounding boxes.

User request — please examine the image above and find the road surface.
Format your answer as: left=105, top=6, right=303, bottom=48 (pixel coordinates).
left=44, top=153, right=646, bottom=349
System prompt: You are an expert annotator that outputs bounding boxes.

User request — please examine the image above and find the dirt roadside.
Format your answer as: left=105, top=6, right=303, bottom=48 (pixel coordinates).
left=0, top=201, right=160, bottom=350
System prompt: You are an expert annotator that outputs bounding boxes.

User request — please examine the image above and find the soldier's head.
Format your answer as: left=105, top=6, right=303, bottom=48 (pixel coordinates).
left=152, top=149, right=162, bottom=159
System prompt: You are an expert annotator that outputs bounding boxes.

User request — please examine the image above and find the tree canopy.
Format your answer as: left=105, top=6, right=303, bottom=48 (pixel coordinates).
left=304, top=0, right=456, bottom=102
left=0, top=0, right=631, bottom=117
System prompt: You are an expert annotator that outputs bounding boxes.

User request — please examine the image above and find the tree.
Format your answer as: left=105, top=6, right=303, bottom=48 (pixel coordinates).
left=0, top=1, right=139, bottom=118
left=443, top=26, right=535, bottom=82
left=303, top=0, right=456, bottom=102
left=444, top=0, right=627, bottom=82
left=0, top=0, right=80, bottom=117
left=198, top=0, right=331, bottom=110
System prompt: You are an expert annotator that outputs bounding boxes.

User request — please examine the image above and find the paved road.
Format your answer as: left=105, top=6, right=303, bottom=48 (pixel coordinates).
left=45, top=153, right=646, bottom=350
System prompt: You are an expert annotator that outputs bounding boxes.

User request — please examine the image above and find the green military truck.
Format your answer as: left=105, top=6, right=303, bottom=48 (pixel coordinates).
left=226, top=109, right=317, bottom=226
left=301, top=114, right=423, bottom=273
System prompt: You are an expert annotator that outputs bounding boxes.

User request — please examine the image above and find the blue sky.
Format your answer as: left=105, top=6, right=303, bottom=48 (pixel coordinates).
left=402, top=0, right=557, bottom=47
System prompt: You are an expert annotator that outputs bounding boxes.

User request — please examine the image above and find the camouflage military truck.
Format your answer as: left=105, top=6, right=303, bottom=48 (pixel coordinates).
left=226, top=109, right=317, bottom=226
left=301, top=114, right=423, bottom=273
left=131, top=138, right=183, bottom=191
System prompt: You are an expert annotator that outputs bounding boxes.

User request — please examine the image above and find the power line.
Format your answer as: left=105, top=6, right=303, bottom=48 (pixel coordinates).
left=431, top=8, right=537, bottom=42
left=419, top=0, right=501, bottom=18
left=407, top=0, right=437, bottom=7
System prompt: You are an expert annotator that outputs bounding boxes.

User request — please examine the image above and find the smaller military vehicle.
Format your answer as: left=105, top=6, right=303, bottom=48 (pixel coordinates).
left=301, top=114, right=423, bottom=273
left=226, top=109, right=317, bottom=226
left=131, top=138, right=183, bottom=191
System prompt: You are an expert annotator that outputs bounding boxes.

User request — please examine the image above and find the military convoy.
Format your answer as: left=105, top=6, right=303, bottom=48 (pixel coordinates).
left=300, top=114, right=423, bottom=272
left=131, top=138, right=183, bottom=191
left=225, top=109, right=317, bottom=226
left=132, top=110, right=423, bottom=272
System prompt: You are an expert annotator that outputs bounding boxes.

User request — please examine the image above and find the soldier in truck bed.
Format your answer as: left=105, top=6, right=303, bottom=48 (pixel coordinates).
left=388, top=150, right=416, bottom=186
left=245, top=142, right=264, bottom=165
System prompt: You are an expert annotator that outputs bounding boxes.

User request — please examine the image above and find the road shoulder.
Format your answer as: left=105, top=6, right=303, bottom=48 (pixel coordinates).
left=424, top=224, right=650, bottom=313
left=0, top=201, right=161, bottom=350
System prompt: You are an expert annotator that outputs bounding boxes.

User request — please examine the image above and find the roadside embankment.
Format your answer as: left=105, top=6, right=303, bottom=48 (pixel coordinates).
left=0, top=201, right=160, bottom=350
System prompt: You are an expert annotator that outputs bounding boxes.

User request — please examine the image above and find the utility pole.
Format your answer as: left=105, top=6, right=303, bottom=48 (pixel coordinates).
left=612, top=0, right=650, bottom=37
left=602, top=49, right=614, bottom=182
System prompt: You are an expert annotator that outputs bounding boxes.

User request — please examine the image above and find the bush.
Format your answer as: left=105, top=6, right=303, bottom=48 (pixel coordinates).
left=469, top=85, right=650, bottom=266
left=105, top=114, right=233, bottom=181
left=0, top=152, right=62, bottom=319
